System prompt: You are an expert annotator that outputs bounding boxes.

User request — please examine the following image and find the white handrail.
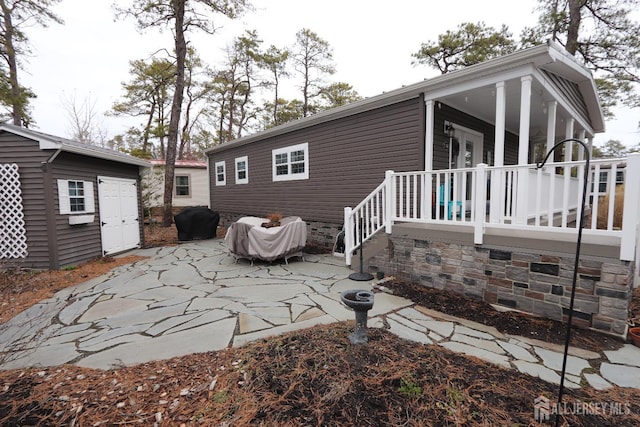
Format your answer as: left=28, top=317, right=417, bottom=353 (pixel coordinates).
left=344, top=157, right=635, bottom=265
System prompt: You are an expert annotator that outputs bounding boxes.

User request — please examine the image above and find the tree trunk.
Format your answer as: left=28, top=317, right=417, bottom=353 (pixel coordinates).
left=0, top=0, right=22, bottom=126
left=142, top=99, right=156, bottom=156
left=566, top=0, right=582, bottom=55
left=162, top=0, right=187, bottom=227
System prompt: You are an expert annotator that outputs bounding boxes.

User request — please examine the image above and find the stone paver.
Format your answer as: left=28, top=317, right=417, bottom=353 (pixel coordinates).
left=603, top=344, right=640, bottom=367
left=600, top=363, right=640, bottom=388
left=1, top=239, right=638, bottom=392
left=584, top=373, right=612, bottom=390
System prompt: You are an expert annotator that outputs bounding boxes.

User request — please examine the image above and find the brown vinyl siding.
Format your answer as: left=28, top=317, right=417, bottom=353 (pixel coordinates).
left=0, top=133, right=52, bottom=268
left=1, top=130, right=144, bottom=269
left=209, top=98, right=424, bottom=224
left=51, top=152, right=142, bottom=268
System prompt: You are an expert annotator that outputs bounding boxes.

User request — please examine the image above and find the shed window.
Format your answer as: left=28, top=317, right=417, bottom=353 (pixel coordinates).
left=215, top=161, right=226, bottom=186
left=175, top=175, right=190, bottom=196
left=235, top=156, right=248, bottom=184
left=272, top=143, right=309, bottom=181
left=57, top=179, right=95, bottom=215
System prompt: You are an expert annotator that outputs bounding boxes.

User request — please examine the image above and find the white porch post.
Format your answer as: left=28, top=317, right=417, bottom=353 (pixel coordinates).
left=515, top=76, right=532, bottom=224
left=620, top=153, right=640, bottom=261
left=564, top=118, right=575, bottom=161
left=474, top=163, right=488, bottom=244
left=425, top=100, right=434, bottom=171
left=518, top=76, right=532, bottom=165
left=494, top=82, right=506, bottom=167
left=344, top=206, right=353, bottom=265
left=577, top=129, right=586, bottom=161
left=424, top=100, right=434, bottom=219
left=546, top=101, right=557, bottom=162
left=490, top=82, right=506, bottom=223
left=385, top=170, right=394, bottom=234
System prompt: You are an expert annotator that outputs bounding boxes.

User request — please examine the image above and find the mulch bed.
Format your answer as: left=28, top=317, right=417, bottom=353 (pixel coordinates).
left=383, top=280, right=625, bottom=353
left=2, top=225, right=639, bottom=425
left=1, top=323, right=639, bottom=426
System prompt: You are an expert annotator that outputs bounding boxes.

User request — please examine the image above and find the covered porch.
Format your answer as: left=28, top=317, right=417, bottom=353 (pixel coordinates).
left=343, top=155, right=639, bottom=336
left=344, top=155, right=640, bottom=266
left=341, top=43, right=636, bottom=334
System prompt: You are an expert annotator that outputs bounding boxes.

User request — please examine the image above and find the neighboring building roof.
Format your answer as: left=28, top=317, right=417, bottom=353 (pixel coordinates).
left=207, top=40, right=604, bottom=154
left=0, top=123, right=150, bottom=167
left=148, top=159, right=207, bottom=168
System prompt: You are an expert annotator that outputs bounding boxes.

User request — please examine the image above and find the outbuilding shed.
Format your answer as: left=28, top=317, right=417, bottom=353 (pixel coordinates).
left=0, top=124, right=150, bottom=269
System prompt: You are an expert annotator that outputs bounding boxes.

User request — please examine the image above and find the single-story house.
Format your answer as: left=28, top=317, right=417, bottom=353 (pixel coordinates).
left=144, top=159, right=209, bottom=215
left=0, top=124, right=150, bottom=269
left=206, top=41, right=639, bottom=336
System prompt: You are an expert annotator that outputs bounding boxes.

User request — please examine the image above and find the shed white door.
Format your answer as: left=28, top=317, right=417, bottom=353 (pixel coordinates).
left=97, top=176, right=140, bottom=255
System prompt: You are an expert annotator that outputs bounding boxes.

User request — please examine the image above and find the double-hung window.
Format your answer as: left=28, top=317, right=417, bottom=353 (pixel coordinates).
left=272, top=143, right=309, bottom=181
left=235, top=156, right=248, bottom=184
left=57, top=179, right=95, bottom=214
left=175, top=175, right=190, bottom=196
left=215, top=161, right=226, bottom=186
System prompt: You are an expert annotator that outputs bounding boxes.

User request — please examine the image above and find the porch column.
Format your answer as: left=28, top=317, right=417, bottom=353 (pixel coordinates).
left=424, top=100, right=435, bottom=219
left=621, top=153, right=640, bottom=260
left=518, top=76, right=532, bottom=165
left=489, top=82, right=506, bottom=223
left=577, top=129, right=586, bottom=161
left=515, top=76, right=532, bottom=224
left=425, top=100, right=434, bottom=170
left=564, top=118, right=575, bottom=161
left=545, top=101, right=557, bottom=162
left=494, top=82, right=506, bottom=167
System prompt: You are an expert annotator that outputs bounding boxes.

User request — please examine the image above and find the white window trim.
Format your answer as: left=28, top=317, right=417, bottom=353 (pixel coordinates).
left=272, top=142, right=309, bottom=182
left=57, top=179, right=95, bottom=215
left=235, top=156, right=249, bottom=184
left=174, top=174, right=191, bottom=198
left=215, top=161, right=226, bottom=186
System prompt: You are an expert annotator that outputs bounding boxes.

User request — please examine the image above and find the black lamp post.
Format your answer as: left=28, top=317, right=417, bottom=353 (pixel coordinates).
left=349, top=216, right=374, bottom=281
left=536, top=138, right=591, bottom=427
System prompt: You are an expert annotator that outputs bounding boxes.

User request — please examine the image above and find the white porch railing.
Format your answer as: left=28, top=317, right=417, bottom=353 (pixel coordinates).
left=343, top=154, right=640, bottom=266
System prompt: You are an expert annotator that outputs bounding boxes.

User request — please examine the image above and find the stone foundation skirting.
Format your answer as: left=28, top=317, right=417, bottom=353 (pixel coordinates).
left=367, top=234, right=634, bottom=337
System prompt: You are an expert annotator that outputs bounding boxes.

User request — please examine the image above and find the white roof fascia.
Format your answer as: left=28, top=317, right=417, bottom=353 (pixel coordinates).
left=423, top=64, right=537, bottom=101
left=543, top=47, right=605, bottom=132
left=533, top=68, right=596, bottom=136
left=0, top=124, right=150, bottom=167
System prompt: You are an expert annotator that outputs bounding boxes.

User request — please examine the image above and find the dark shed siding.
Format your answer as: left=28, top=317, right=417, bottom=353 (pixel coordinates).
left=51, top=152, right=142, bottom=268
left=0, top=133, right=52, bottom=268
left=209, top=98, right=423, bottom=224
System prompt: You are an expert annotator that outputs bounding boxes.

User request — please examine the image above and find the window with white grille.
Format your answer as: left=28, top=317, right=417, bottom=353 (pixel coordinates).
left=272, top=143, right=309, bottom=181
left=57, top=179, right=95, bottom=214
left=215, top=161, right=226, bottom=186
left=0, top=163, right=28, bottom=259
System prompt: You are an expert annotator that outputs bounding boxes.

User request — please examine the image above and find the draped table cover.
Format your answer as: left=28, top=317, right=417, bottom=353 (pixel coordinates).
left=224, top=216, right=307, bottom=263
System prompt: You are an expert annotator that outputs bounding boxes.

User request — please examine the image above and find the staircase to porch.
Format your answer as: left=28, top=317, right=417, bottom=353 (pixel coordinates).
left=344, top=155, right=640, bottom=269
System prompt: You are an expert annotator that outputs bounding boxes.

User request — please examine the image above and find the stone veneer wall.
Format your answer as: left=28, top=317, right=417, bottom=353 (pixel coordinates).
left=218, top=212, right=340, bottom=250
left=367, top=235, right=634, bottom=336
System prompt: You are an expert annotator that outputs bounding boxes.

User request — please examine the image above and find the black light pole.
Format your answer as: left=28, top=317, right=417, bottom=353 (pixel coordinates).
left=536, top=138, right=591, bottom=427
left=349, top=216, right=374, bottom=281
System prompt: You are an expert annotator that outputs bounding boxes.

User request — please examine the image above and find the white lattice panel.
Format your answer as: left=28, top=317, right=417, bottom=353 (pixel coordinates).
left=0, top=163, right=28, bottom=259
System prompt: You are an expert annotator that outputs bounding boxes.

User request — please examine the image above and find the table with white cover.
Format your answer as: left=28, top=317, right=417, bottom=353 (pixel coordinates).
left=224, top=216, right=307, bottom=264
